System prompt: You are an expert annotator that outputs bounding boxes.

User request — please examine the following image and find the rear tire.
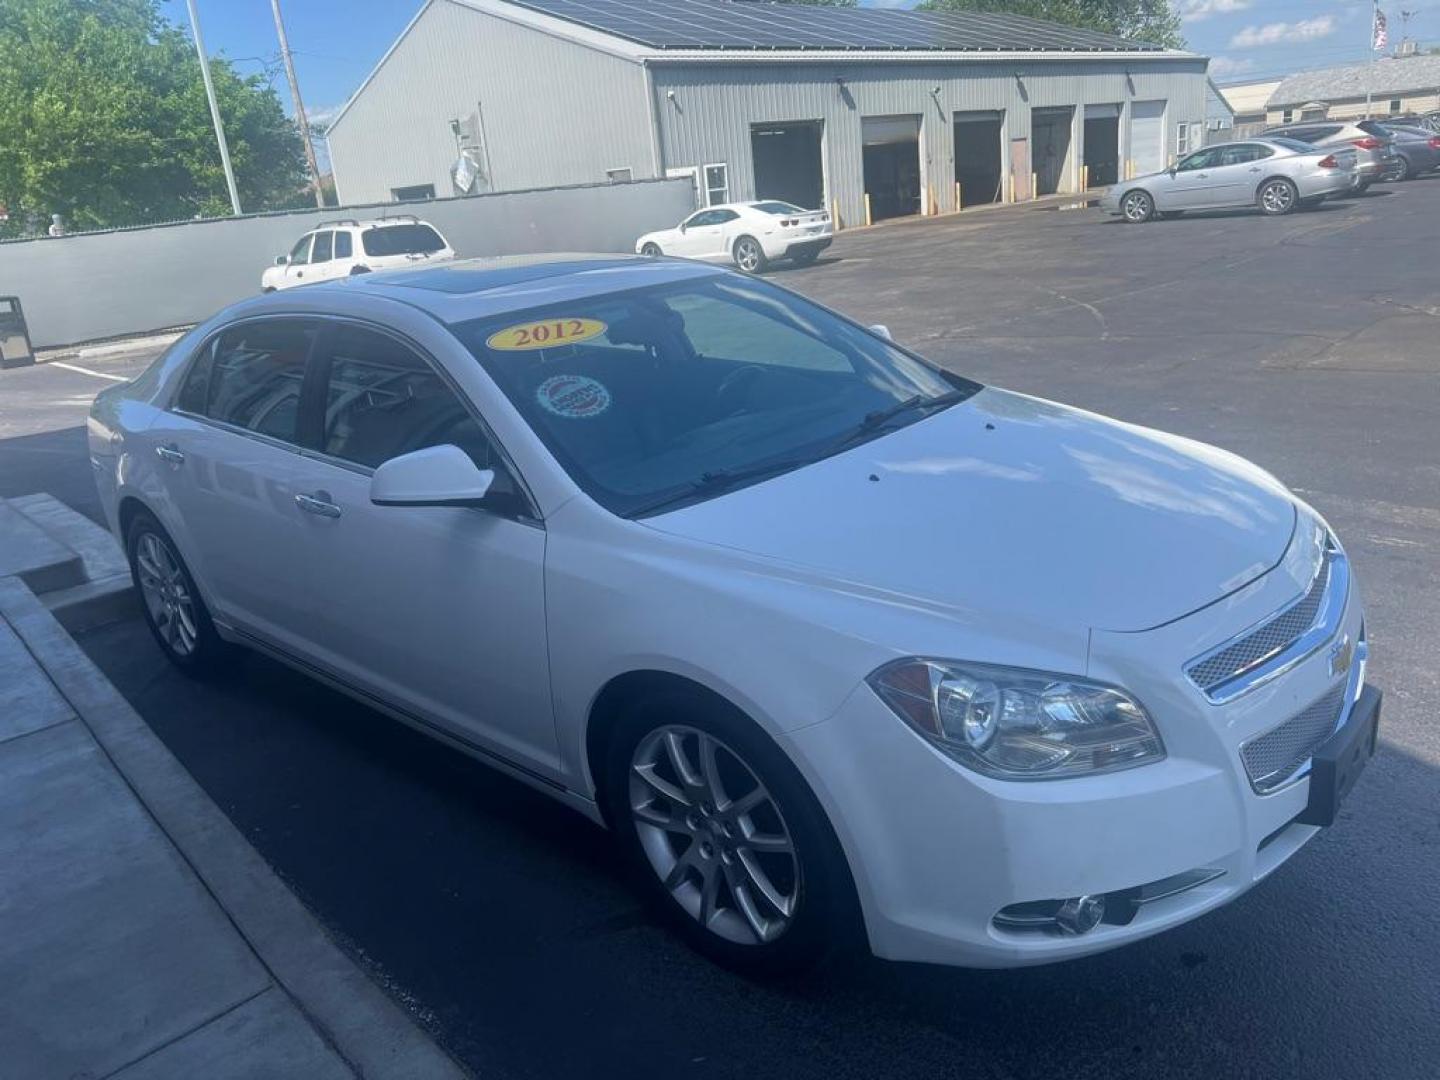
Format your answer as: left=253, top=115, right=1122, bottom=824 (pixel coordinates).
left=641, top=242, right=662, bottom=257
left=1257, top=177, right=1298, bottom=216
left=1382, top=156, right=1411, bottom=182
left=1120, top=190, right=1154, bottom=223
left=603, top=690, right=859, bottom=977
left=733, top=235, right=769, bottom=273
left=126, top=510, right=229, bottom=677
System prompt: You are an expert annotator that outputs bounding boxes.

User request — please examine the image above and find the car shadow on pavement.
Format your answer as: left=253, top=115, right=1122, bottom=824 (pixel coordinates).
left=73, top=612, right=1440, bottom=1080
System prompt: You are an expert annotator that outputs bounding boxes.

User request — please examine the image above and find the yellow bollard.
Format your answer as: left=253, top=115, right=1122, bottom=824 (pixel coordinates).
left=1082, top=164, right=1090, bottom=191
left=831, top=197, right=841, bottom=230
left=1032, top=172, right=1039, bottom=201
left=955, top=181, right=963, bottom=211
left=864, top=193, right=872, bottom=227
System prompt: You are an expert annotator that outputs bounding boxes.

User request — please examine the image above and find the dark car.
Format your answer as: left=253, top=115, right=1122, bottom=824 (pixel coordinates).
left=1370, top=121, right=1440, bottom=181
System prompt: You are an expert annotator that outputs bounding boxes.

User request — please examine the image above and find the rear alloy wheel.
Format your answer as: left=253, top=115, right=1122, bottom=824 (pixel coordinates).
left=606, top=694, right=858, bottom=975
left=1258, top=177, right=1298, bottom=216
left=1382, top=156, right=1411, bottom=182
left=641, top=242, right=662, bottom=257
left=127, top=511, right=228, bottom=676
left=1120, top=190, right=1154, bottom=223
left=733, top=235, right=768, bottom=273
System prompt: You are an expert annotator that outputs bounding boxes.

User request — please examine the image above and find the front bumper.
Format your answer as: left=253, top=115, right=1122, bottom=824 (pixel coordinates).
left=782, top=545, right=1371, bottom=968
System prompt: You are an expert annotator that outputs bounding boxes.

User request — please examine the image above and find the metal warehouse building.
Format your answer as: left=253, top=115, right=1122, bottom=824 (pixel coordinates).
left=326, top=0, right=1210, bottom=226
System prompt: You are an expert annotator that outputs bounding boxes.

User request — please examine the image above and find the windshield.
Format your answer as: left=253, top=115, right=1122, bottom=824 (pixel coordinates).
left=362, top=223, right=445, bottom=256
left=454, top=275, right=976, bottom=516
left=753, top=201, right=808, bottom=215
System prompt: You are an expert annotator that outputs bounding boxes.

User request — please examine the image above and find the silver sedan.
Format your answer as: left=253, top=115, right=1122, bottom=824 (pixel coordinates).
left=1101, top=138, right=1358, bottom=224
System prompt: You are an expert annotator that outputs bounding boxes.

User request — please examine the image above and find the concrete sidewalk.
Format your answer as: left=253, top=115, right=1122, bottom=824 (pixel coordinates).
left=0, top=573, right=468, bottom=1079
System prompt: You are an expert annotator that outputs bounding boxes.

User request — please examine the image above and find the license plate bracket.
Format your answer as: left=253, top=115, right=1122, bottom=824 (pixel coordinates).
left=1298, top=685, right=1380, bottom=827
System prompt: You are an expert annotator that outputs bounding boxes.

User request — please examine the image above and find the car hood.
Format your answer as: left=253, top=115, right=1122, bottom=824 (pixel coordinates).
left=643, top=388, right=1297, bottom=633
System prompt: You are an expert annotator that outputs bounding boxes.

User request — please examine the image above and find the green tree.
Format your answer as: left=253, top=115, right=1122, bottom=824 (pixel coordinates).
left=0, top=0, right=307, bottom=234
left=919, top=0, right=1184, bottom=49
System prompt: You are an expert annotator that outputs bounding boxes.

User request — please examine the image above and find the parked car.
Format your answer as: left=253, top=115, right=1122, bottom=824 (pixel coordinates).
left=90, top=255, right=1379, bottom=975
left=1101, top=138, right=1358, bottom=223
left=260, top=216, right=455, bottom=291
left=1261, top=120, right=1396, bottom=190
left=1373, top=122, right=1440, bottom=180
left=636, top=201, right=832, bottom=272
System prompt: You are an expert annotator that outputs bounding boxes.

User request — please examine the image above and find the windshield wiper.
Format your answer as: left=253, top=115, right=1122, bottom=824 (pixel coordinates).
left=833, top=389, right=969, bottom=451
left=627, top=456, right=811, bottom=518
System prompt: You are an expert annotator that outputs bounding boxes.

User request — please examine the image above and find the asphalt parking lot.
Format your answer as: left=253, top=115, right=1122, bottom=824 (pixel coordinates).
left=4, top=181, right=1438, bottom=1079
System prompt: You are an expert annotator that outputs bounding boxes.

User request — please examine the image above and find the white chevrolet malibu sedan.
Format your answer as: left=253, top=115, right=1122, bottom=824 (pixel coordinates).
left=89, top=255, right=1379, bottom=974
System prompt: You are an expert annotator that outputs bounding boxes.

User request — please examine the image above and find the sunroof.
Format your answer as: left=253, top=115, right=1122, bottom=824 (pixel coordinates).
left=506, top=0, right=1164, bottom=53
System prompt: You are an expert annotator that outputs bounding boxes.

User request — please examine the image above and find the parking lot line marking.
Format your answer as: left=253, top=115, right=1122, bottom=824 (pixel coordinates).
left=48, top=362, right=129, bottom=382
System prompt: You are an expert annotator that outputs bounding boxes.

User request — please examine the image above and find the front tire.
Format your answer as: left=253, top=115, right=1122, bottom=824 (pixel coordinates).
left=1258, top=177, right=1298, bottom=216
left=1120, top=189, right=1154, bottom=223
left=733, top=235, right=768, bottom=273
left=126, top=510, right=228, bottom=677
left=604, top=691, right=857, bottom=976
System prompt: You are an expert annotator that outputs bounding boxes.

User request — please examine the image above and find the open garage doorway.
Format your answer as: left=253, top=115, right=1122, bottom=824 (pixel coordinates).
left=861, top=114, right=922, bottom=220
left=1083, top=104, right=1121, bottom=188
left=1031, top=107, right=1074, bottom=196
left=751, top=121, right=826, bottom=211
left=953, top=110, right=1004, bottom=206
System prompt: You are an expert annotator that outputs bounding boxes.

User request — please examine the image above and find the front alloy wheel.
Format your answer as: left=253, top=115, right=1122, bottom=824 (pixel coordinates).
left=629, top=725, right=799, bottom=946
left=1121, top=190, right=1154, bottom=223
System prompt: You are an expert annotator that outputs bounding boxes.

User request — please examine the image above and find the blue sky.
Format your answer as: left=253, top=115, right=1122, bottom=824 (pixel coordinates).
left=160, top=0, right=1440, bottom=127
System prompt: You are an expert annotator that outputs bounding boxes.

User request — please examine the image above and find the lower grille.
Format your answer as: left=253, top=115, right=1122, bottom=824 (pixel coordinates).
left=1241, top=682, right=1348, bottom=793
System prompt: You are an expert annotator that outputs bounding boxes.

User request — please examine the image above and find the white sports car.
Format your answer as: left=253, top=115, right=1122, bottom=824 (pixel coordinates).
left=636, top=201, right=832, bottom=272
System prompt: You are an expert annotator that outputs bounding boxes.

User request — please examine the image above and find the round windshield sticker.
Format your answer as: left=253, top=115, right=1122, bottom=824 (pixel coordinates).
left=488, top=317, right=606, bottom=351
left=536, top=374, right=611, bottom=419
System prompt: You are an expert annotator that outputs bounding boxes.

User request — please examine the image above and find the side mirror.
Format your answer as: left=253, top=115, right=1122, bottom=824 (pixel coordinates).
left=370, top=444, right=494, bottom=508
left=275, top=254, right=290, bottom=265
left=1168, top=166, right=1178, bottom=177
left=679, top=222, right=688, bottom=232
left=869, top=324, right=893, bottom=341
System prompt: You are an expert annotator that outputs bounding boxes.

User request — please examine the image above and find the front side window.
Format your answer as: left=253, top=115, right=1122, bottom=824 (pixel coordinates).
left=362, top=224, right=446, bottom=257
left=334, top=231, right=353, bottom=258
left=311, top=231, right=333, bottom=263
left=317, top=325, right=494, bottom=471
left=454, top=276, right=977, bottom=517
left=177, top=320, right=316, bottom=443
left=288, top=235, right=313, bottom=265
left=1176, top=148, right=1219, bottom=171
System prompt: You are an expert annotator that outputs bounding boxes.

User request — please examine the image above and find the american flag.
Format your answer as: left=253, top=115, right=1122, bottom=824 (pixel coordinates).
left=1373, top=7, right=1389, bottom=51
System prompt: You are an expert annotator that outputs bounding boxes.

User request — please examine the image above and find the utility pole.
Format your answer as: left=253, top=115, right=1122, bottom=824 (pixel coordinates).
left=183, top=0, right=242, bottom=215
left=270, top=0, right=326, bottom=207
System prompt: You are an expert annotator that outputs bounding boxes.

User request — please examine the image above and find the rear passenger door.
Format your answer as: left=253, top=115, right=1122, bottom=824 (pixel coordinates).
left=285, top=321, right=561, bottom=775
left=147, top=318, right=318, bottom=652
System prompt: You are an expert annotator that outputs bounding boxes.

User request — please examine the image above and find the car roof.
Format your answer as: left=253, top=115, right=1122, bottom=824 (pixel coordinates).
left=303, top=216, right=438, bottom=233
left=266, top=253, right=727, bottom=324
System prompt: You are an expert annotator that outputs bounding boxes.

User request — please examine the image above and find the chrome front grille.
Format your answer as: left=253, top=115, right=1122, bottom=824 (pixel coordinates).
left=1187, top=558, right=1331, bottom=693
left=1185, top=532, right=1348, bottom=704
left=1240, top=682, right=1347, bottom=793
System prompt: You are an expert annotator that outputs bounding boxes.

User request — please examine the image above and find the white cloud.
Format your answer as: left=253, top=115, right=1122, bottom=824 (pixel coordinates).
left=1229, top=16, right=1337, bottom=48
left=1209, top=55, right=1257, bottom=77
left=1177, top=0, right=1251, bottom=23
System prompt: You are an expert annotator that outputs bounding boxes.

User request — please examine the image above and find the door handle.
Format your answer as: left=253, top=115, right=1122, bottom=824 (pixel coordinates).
left=1197, top=172, right=1209, bottom=178
left=155, top=444, right=185, bottom=465
left=1249, top=166, right=1262, bottom=172
left=295, top=492, right=341, bottom=518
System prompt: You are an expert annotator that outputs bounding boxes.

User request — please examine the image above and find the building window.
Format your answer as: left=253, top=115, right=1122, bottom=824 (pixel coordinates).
left=1176, top=122, right=1199, bottom=156
left=1282, top=108, right=1294, bottom=124
left=605, top=167, right=633, bottom=183
left=703, top=163, right=729, bottom=206
left=391, top=184, right=435, bottom=202
left=1389, top=98, right=1403, bottom=115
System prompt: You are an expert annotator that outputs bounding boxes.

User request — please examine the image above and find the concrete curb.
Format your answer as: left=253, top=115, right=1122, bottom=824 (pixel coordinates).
left=0, top=578, right=470, bottom=1080
left=37, top=329, right=188, bottom=364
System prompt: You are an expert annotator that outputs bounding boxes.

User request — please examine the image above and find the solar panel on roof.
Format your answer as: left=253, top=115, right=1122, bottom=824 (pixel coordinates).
left=505, top=0, right=1164, bottom=52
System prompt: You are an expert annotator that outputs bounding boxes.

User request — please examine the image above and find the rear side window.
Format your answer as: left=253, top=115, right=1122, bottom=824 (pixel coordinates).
left=334, top=231, right=353, bottom=258
left=176, top=320, right=317, bottom=443
left=361, top=224, right=445, bottom=257
left=1298, top=126, right=1342, bottom=142
left=754, top=201, right=806, bottom=215
left=317, top=325, right=494, bottom=470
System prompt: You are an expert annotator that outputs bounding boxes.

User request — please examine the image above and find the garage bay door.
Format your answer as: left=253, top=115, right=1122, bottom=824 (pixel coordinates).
left=1130, top=100, right=1166, bottom=176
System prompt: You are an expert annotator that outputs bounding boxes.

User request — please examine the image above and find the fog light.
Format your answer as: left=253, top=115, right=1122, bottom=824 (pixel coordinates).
left=1055, top=895, right=1105, bottom=935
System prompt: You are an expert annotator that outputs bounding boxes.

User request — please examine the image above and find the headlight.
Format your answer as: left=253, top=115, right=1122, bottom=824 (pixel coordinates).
left=866, top=659, right=1164, bottom=780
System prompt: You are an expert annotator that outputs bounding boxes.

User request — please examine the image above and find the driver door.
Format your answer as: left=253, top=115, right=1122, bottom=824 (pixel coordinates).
left=282, top=234, right=315, bottom=287
left=674, top=210, right=728, bottom=259
left=285, top=320, right=561, bottom=778
left=1154, top=148, right=1222, bottom=210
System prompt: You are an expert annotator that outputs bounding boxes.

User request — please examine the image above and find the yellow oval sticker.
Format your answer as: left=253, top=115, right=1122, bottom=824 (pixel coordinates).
left=486, top=317, right=607, bottom=351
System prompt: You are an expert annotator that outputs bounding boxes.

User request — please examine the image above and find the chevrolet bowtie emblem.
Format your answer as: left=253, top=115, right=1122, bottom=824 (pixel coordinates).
left=1329, top=634, right=1354, bottom=679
